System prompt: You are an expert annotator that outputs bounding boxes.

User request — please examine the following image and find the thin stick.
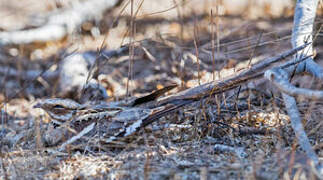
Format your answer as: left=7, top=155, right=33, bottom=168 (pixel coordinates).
left=215, top=3, right=220, bottom=80
left=193, top=17, right=201, bottom=85
left=210, top=9, right=216, bottom=81
left=126, top=0, right=135, bottom=98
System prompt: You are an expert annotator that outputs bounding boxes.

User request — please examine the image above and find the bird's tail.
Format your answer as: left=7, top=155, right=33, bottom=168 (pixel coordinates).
left=102, top=99, right=194, bottom=143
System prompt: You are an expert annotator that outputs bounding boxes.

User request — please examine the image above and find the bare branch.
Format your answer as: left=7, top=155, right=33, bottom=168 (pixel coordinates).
left=265, top=67, right=323, bottom=100
left=158, top=44, right=309, bottom=105
left=281, top=93, right=319, bottom=165
left=0, top=0, right=120, bottom=45
left=265, top=0, right=322, bottom=170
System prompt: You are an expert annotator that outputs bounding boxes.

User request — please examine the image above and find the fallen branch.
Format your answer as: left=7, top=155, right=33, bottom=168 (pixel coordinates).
left=265, top=0, right=322, bottom=171
left=0, top=0, right=121, bottom=45
left=266, top=67, right=323, bottom=100
left=157, top=43, right=310, bottom=106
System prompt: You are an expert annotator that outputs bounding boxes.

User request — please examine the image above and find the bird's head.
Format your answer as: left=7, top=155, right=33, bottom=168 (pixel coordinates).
left=34, top=98, right=82, bottom=125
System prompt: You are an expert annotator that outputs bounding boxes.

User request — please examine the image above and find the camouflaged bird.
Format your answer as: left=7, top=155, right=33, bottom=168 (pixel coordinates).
left=33, top=84, right=185, bottom=149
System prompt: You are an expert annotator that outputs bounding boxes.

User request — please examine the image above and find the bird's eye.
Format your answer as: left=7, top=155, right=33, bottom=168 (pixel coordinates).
left=53, top=105, right=65, bottom=109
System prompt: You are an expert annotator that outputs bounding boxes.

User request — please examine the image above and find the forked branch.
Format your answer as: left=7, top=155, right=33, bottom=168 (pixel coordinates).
left=265, top=0, right=322, bottom=170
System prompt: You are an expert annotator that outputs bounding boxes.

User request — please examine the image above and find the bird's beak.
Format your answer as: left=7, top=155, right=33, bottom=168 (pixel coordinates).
left=33, top=103, right=42, bottom=108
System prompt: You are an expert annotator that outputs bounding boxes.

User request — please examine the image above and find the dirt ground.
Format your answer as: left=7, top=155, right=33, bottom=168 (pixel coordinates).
left=0, top=0, right=322, bottom=179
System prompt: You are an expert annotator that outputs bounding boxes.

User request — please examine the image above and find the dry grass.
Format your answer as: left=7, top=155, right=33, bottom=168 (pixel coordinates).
left=0, top=0, right=323, bottom=179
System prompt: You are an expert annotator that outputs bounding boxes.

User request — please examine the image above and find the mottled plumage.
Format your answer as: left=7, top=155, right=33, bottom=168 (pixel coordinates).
left=34, top=98, right=165, bottom=146
left=33, top=85, right=183, bottom=147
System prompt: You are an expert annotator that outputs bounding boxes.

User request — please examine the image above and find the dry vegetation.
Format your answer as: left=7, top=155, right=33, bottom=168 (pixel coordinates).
left=0, top=0, right=323, bottom=179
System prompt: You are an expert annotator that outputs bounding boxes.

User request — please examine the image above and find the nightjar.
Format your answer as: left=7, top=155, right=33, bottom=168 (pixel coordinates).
left=33, top=84, right=185, bottom=148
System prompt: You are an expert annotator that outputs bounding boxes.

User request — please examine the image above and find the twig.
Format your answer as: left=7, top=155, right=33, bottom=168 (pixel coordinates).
left=193, top=17, right=200, bottom=85
left=210, top=9, right=216, bottom=81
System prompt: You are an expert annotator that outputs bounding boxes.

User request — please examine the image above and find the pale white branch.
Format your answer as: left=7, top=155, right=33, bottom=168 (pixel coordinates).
left=0, top=0, right=120, bottom=45
left=265, top=67, right=323, bottom=100
left=281, top=93, right=319, bottom=165
left=265, top=0, right=322, bottom=170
